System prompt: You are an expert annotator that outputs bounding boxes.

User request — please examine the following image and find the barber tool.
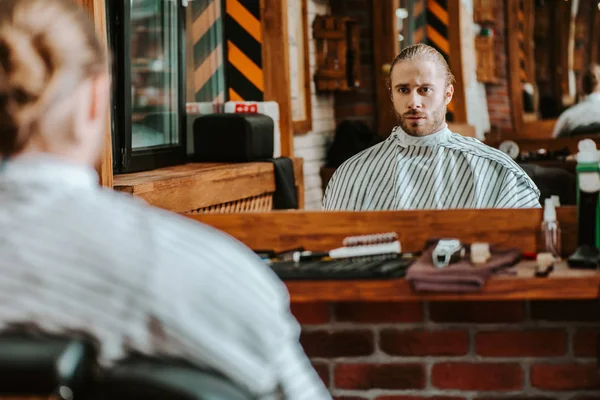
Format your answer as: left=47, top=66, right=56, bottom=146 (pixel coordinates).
left=293, top=232, right=401, bottom=262
left=535, top=252, right=555, bottom=278
left=432, top=239, right=465, bottom=269
left=470, top=242, right=491, bottom=265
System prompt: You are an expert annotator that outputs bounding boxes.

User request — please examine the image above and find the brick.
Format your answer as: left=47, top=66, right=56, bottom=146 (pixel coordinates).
left=334, top=397, right=366, bottom=400
left=290, top=303, right=330, bottom=325
left=380, top=329, right=469, bottom=356
left=334, top=302, right=423, bottom=323
left=573, top=328, right=599, bottom=357
left=300, top=330, right=374, bottom=358
left=334, top=397, right=367, bottom=400
left=531, top=300, right=600, bottom=322
left=312, top=362, right=330, bottom=387
left=431, top=362, right=523, bottom=391
left=376, top=397, right=465, bottom=400
left=334, top=363, right=425, bottom=390
left=569, top=397, right=600, bottom=400
left=428, top=302, right=526, bottom=324
left=475, top=397, right=556, bottom=400
left=531, top=363, right=600, bottom=390
left=475, top=329, right=567, bottom=357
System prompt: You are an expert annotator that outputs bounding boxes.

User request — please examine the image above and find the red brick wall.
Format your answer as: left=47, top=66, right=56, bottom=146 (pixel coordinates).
left=330, top=0, right=377, bottom=132
left=292, top=300, right=600, bottom=399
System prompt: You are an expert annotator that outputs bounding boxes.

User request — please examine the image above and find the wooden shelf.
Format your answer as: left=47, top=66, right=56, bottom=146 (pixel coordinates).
left=189, top=208, right=597, bottom=303
left=114, top=159, right=305, bottom=213
left=283, top=261, right=600, bottom=302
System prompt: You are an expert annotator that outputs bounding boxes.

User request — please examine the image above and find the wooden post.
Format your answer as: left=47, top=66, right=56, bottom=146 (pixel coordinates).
left=260, top=0, right=294, bottom=157
left=75, top=0, right=113, bottom=188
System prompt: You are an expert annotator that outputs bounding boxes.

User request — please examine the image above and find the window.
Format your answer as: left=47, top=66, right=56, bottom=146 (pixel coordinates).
left=107, top=0, right=263, bottom=173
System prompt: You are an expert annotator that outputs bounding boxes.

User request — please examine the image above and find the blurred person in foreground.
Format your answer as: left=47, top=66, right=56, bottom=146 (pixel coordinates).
left=0, top=0, right=330, bottom=398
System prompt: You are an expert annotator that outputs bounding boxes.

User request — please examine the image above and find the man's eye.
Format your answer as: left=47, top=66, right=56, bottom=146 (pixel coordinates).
left=420, top=87, right=432, bottom=93
left=398, top=88, right=409, bottom=93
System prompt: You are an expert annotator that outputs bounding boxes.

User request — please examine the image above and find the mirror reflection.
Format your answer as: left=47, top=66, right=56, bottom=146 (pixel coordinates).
left=105, top=0, right=600, bottom=215
left=323, top=43, right=540, bottom=211
left=518, top=0, right=600, bottom=138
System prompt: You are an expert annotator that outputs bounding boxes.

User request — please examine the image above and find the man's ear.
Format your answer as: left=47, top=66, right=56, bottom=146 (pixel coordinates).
left=445, top=84, right=454, bottom=105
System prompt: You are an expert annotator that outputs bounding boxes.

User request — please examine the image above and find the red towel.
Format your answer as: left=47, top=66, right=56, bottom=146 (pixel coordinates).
left=405, top=242, right=521, bottom=293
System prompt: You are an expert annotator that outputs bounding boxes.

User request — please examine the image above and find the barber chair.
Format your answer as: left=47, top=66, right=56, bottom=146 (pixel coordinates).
left=0, top=334, right=96, bottom=399
left=92, top=357, right=255, bottom=400
left=519, top=163, right=577, bottom=205
left=0, top=335, right=254, bottom=400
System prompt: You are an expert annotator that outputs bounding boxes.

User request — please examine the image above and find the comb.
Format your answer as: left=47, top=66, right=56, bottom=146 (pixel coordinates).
left=293, top=232, right=402, bottom=262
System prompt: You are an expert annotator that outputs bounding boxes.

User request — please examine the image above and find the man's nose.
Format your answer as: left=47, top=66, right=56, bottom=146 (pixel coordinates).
left=407, top=91, right=422, bottom=109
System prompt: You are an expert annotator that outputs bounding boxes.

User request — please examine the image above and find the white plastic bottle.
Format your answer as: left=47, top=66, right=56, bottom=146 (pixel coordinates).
left=541, top=198, right=561, bottom=259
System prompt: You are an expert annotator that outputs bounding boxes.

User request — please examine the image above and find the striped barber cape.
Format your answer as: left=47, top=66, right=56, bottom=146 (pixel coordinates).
left=323, top=125, right=540, bottom=211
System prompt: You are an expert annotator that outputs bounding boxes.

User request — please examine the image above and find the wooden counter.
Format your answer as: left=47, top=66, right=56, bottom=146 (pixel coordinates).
left=284, top=261, right=600, bottom=302
left=190, top=207, right=600, bottom=302
left=113, top=158, right=304, bottom=214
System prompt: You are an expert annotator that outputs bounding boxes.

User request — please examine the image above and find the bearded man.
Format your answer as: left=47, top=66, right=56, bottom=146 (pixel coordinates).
left=323, top=44, right=540, bottom=210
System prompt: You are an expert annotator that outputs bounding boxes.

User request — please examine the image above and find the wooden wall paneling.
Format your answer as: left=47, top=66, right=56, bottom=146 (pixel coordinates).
left=260, top=0, right=294, bottom=156
left=592, top=12, right=600, bottom=64
left=506, top=0, right=523, bottom=137
left=75, top=0, right=113, bottom=187
left=523, top=0, right=535, bottom=86
left=448, top=0, right=467, bottom=123
left=291, top=0, right=313, bottom=134
left=189, top=207, right=578, bottom=256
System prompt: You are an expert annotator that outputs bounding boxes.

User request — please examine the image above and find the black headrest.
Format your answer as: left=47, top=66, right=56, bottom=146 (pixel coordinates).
left=519, top=163, right=576, bottom=205
left=96, top=358, right=255, bottom=400
left=0, top=334, right=96, bottom=397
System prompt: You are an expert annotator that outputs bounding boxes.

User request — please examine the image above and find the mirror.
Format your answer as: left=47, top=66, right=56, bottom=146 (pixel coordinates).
left=508, top=0, right=600, bottom=138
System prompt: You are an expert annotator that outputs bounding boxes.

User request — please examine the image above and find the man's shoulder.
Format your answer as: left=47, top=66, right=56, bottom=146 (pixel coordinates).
left=444, top=133, right=539, bottom=192
left=334, top=139, right=394, bottom=175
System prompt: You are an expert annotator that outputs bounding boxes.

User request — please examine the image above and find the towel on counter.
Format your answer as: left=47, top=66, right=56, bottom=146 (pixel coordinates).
left=269, top=157, right=298, bottom=209
left=405, top=242, right=521, bottom=293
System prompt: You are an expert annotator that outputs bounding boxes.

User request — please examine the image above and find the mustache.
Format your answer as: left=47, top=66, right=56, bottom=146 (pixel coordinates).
left=403, top=111, right=426, bottom=118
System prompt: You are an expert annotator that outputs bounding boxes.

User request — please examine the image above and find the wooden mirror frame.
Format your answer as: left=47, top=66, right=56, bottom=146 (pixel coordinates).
left=287, top=0, right=312, bottom=134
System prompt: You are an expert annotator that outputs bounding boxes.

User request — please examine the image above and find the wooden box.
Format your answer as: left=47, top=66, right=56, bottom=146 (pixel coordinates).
left=312, top=15, right=360, bottom=92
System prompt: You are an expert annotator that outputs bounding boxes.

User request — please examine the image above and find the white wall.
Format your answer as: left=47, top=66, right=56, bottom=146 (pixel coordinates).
left=290, top=0, right=336, bottom=210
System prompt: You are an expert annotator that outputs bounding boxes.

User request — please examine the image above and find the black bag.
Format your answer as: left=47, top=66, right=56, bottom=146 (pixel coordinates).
left=193, top=113, right=274, bottom=162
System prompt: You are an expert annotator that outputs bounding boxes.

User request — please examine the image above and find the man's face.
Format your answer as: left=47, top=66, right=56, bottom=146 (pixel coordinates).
left=390, top=59, right=453, bottom=137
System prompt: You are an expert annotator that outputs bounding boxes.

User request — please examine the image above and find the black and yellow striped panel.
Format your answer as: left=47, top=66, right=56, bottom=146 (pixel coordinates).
left=425, top=0, right=449, bottom=62
left=425, top=0, right=453, bottom=120
left=191, top=0, right=225, bottom=102
left=224, top=0, right=263, bottom=101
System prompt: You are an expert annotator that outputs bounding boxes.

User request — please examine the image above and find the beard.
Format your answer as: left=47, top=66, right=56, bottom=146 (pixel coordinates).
left=396, top=105, right=446, bottom=137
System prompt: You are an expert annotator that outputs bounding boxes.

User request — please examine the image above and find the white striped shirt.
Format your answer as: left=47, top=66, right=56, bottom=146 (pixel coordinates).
left=323, top=126, right=540, bottom=210
left=0, top=155, right=330, bottom=400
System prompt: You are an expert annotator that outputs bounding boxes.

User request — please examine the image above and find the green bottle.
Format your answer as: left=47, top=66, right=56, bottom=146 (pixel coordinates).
left=568, top=139, right=600, bottom=269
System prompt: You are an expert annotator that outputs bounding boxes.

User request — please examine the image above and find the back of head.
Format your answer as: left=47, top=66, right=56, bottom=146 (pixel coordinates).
left=0, top=0, right=106, bottom=158
left=387, top=44, right=455, bottom=90
left=582, top=64, right=600, bottom=96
